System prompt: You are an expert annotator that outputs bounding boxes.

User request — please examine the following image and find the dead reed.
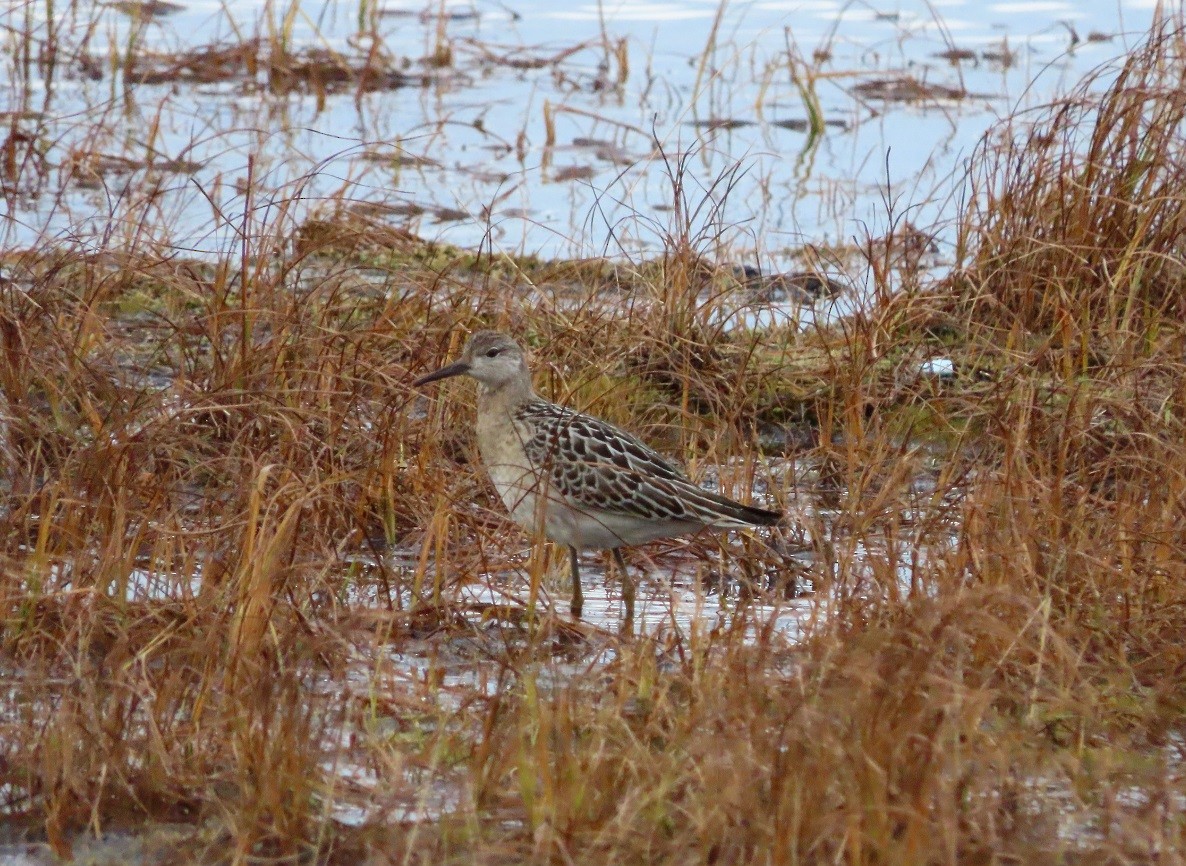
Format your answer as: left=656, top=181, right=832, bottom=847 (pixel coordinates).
left=1, top=11, right=1186, bottom=866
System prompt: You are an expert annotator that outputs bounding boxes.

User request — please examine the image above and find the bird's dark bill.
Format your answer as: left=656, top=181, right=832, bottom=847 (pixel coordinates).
left=413, top=360, right=471, bottom=387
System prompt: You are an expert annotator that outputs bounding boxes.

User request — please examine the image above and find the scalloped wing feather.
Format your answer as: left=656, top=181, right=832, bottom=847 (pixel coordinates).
left=515, top=401, right=772, bottom=528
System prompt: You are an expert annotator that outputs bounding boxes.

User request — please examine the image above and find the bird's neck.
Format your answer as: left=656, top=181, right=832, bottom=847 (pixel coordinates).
left=477, top=374, right=536, bottom=417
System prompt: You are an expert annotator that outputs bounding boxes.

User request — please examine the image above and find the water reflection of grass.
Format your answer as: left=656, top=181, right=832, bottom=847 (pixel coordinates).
left=2, top=12, right=1186, bottom=866
left=5, top=0, right=1063, bottom=262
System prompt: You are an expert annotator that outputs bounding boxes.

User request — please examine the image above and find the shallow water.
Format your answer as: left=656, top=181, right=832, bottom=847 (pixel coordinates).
left=2, top=0, right=1162, bottom=267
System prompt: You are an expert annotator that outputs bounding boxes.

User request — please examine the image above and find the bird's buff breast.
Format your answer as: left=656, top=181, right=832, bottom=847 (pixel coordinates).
left=476, top=411, right=549, bottom=529
left=476, top=410, right=598, bottom=547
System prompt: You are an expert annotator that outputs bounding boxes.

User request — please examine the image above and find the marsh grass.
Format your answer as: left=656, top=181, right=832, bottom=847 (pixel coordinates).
left=2, top=11, right=1186, bottom=866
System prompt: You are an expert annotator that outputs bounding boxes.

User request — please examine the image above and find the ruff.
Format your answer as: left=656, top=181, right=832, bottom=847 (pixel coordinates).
left=414, top=330, right=781, bottom=623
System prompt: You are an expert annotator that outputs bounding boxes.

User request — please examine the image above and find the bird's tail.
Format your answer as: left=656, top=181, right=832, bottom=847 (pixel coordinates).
left=733, top=500, right=782, bottom=527
left=692, top=486, right=782, bottom=529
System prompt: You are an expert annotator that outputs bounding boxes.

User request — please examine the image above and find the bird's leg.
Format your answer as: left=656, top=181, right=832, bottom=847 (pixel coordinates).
left=613, top=548, right=634, bottom=629
left=569, top=546, right=583, bottom=619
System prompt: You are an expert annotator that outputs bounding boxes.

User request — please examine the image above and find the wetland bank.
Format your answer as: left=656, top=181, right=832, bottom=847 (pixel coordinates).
left=4, top=0, right=1186, bottom=863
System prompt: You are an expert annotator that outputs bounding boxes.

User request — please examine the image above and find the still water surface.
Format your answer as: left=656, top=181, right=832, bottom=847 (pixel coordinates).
left=1, top=0, right=1163, bottom=265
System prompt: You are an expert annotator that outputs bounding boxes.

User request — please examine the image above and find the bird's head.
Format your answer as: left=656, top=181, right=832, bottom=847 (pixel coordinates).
left=413, top=330, right=530, bottom=393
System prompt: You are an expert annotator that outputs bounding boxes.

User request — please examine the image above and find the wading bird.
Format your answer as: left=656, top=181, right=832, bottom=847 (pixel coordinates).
left=414, top=330, right=781, bottom=624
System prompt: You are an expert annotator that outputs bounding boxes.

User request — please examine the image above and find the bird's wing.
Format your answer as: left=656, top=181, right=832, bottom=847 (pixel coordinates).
left=515, top=401, right=715, bottom=521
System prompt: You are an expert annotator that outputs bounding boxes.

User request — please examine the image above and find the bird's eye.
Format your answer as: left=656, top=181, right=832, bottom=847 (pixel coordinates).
left=485, top=348, right=502, bottom=358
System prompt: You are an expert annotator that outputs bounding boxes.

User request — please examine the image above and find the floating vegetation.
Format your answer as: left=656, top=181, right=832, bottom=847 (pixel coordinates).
left=850, top=76, right=969, bottom=102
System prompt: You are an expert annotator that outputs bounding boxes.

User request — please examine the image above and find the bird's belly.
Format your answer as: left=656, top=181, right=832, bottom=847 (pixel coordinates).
left=483, top=459, right=547, bottom=533
left=576, top=512, right=703, bottom=549
left=483, top=459, right=582, bottom=546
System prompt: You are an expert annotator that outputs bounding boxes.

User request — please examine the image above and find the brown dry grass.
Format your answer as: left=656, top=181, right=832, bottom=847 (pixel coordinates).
left=2, top=14, right=1186, bottom=866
